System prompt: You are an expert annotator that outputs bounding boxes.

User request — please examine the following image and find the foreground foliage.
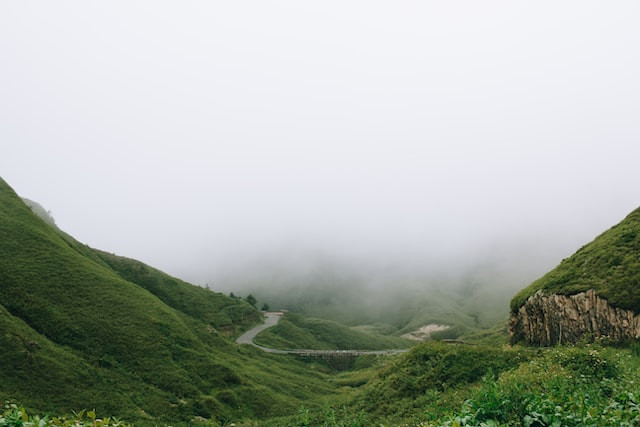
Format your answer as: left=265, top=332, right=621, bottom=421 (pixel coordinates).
left=440, top=346, right=636, bottom=426
left=0, top=177, right=339, bottom=425
left=0, top=403, right=129, bottom=427
left=258, top=343, right=640, bottom=426
left=5, top=337, right=640, bottom=425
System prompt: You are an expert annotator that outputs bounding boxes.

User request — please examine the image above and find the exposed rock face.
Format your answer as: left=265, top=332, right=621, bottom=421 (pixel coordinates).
left=510, top=289, right=640, bottom=345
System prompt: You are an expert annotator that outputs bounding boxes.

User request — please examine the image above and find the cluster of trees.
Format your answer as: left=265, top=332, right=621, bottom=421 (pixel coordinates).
left=229, top=292, right=269, bottom=311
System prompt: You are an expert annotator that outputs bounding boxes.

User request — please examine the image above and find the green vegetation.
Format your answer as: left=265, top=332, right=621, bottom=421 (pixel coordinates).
left=93, top=250, right=259, bottom=337
left=7, top=340, right=640, bottom=426
left=21, top=198, right=56, bottom=226
left=242, top=269, right=514, bottom=344
left=353, top=341, right=528, bottom=422
left=0, top=177, right=340, bottom=424
left=253, top=312, right=412, bottom=350
left=5, top=175, right=640, bottom=426
left=7, top=339, right=640, bottom=426
left=252, top=342, right=640, bottom=426
left=458, top=321, right=509, bottom=346
left=244, top=294, right=257, bottom=308
left=511, top=207, right=640, bottom=313
left=0, top=403, right=130, bottom=427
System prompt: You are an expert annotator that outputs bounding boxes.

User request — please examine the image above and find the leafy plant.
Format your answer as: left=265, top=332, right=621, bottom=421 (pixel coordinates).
left=0, top=403, right=130, bottom=427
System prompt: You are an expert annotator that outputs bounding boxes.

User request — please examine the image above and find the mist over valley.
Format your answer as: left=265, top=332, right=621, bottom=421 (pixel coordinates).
left=3, top=1, right=640, bottom=425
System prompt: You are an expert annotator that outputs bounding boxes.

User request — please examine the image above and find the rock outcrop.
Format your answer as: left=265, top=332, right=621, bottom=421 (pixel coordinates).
left=510, top=289, right=640, bottom=345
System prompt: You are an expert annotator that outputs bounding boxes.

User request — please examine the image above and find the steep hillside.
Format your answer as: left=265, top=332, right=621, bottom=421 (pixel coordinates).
left=0, top=177, right=337, bottom=424
left=22, top=198, right=261, bottom=337
left=511, top=207, right=640, bottom=313
left=93, top=250, right=259, bottom=337
left=510, top=207, right=640, bottom=344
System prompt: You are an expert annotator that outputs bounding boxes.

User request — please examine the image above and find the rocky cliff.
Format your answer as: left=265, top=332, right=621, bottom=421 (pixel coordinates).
left=510, top=289, right=640, bottom=345
left=510, top=206, right=640, bottom=345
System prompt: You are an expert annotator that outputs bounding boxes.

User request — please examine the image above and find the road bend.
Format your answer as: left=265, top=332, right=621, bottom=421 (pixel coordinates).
left=235, top=312, right=408, bottom=356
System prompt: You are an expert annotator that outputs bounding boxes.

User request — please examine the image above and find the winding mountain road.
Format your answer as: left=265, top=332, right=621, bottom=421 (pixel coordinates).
left=235, top=313, right=408, bottom=356
left=235, top=312, right=291, bottom=354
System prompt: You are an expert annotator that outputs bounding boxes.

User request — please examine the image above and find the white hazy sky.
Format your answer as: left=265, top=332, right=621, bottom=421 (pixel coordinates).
left=2, top=2, right=640, bottom=284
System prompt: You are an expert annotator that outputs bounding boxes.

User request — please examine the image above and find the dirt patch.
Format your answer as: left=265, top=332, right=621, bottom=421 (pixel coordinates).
left=401, top=324, right=450, bottom=341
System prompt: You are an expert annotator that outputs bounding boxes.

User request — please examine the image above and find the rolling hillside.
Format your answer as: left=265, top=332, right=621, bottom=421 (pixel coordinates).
left=253, top=312, right=412, bottom=350
left=0, top=177, right=338, bottom=424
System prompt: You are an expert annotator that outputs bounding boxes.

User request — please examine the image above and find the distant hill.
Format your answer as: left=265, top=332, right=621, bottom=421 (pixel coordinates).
left=510, top=207, right=640, bottom=345
left=225, top=267, right=512, bottom=342
left=0, top=177, right=337, bottom=424
left=253, top=312, right=412, bottom=350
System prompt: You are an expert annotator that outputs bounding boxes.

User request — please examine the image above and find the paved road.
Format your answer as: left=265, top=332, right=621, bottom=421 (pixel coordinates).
left=236, top=313, right=408, bottom=356
left=236, top=313, right=282, bottom=344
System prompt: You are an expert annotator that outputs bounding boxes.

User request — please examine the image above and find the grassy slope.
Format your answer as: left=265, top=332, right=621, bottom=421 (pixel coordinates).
left=253, top=279, right=502, bottom=343
left=269, top=342, right=639, bottom=426
left=459, top=320, right=509, bottom=346
left=511, top=207, right=640, bottom=313
left=391, top=289, right=480, bottom=337
left=353, top=341, right=529, bottom=421
left=93, top=250, right=259, bottom=337
left=0, top=177, right=338, bottom=424
left=253, top=312, right=413, bottom=350
left=0, top=302, right=149, bottom=418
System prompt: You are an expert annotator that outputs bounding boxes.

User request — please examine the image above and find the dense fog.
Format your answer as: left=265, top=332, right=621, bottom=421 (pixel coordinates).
left=2, top=2, right=640, bottom=307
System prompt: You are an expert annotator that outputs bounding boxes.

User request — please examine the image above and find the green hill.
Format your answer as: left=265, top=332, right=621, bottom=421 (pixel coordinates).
left=4, top=176, right=640, bottom=426
left=511, top=207, right=640, bottom=313
left=0, top=177, right=337, bottom=424
left=93, top=250, right=258, bottom=337
left=253, top=312, right=412, bottom=350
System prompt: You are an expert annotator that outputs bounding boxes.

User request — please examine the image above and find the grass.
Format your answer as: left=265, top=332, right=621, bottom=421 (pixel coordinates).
left=253, top=312, right=413, bottom=350
left=0, top=177, right=343, bottom=425
left=353, top=341, right=529, bottom=420
left=437, top=345, right=638, bottom=426
left=7, top=342, right=640, bottom=426
left=6, top=175, right=640, bottom=426
left=250, top=275, right=512, bottom=346
left=93, top=250, right=260, bottom=337
left=257, top=342, right=640, bottom=426
left=511, top=207, right=640, bottom=313
left=0, top=402, right=131, bottom=426
left=458, top=320, right=509, bottom=346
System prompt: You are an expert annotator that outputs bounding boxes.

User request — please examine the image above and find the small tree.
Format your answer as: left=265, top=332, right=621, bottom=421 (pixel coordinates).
left=261, top=303, right=270, bottom=311
left=245, top=294, right=257, bottom=308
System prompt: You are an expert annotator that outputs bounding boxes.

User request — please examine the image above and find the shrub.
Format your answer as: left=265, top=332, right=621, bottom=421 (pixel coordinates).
left=0, top=402, right=130, bottom=427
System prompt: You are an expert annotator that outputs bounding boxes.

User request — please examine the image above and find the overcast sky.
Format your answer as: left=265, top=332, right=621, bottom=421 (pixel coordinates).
left=2, top=2, right=640, bottom=285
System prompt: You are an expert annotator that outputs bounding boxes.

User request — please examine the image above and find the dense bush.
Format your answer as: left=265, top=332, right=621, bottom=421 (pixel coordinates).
left=0, top=403, right=130, bottom=427
left=442, top=346, right=637, bottom=426
left=264, top=344, right=640, bottom=427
